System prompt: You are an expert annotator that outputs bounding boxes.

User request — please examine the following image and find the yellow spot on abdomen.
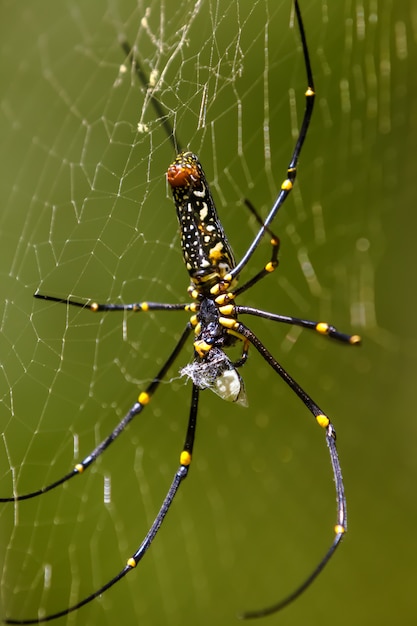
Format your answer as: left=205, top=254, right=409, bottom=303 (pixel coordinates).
left=209, top=242, right=224, bottom=260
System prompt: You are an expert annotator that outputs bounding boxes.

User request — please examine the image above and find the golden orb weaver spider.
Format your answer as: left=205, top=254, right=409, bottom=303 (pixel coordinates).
left=2, top=1, right=361, bottom=623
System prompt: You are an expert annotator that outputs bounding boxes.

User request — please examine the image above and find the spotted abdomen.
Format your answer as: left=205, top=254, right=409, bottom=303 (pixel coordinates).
left=167, top=152, right=236, bottom=292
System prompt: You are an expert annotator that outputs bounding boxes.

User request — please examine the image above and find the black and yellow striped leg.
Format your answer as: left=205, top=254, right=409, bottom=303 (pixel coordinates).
left=232, top=243, right=280, bottom=301
left=230, top=199, right=281, bottom=297
left=34, top=292, right=189, bottom=314
left=232, top=338, right=250, bottom=369
left=227, top=0, right=315, bottom=283
left=127, top=382, right=198, bottom=564
left=230, top=320, right=346, bottom=619
left=235, top=305, right=361, bottom=345
left=5, top=384, right=199, bottom=625
left=242, top=433, right=345, bottom=618
left=0, top=324, right=192, bottom=503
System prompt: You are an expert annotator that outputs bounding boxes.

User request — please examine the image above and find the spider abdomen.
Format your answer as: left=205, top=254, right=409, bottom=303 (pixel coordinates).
left=167, top=151, right=236, bottom=292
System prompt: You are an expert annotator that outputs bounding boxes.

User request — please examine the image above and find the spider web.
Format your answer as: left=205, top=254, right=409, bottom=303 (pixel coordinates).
left=1, top=1, right=416, bottom=625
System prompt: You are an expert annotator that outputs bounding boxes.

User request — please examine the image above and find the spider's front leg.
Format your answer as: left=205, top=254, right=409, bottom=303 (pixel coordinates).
left=34, top=291, right=189, bottom=314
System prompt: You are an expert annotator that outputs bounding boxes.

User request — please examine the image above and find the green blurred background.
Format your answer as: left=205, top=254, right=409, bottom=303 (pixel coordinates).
left=0, top=1, right=416, bottom=625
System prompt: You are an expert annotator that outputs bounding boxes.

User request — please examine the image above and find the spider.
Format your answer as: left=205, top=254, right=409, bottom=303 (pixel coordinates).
left=2, top=1, right=361, bottom=623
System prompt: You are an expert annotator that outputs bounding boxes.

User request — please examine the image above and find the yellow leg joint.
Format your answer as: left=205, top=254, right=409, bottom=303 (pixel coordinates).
left=306, top=86, right=315, bottom=97
left=350, top=334, right=362, bottom=344
left=316, top=414, right=330, bottom=428
left=138, top=391, right=151, bottom=405
left=90, top=302, right=99, bottom=312
left=75, top=463, right=84, bottom=474
left=215, top=293, right=235, bottom=306
left=316, top=322, right=329, bottom=335
left=180, top=451, right=192, bottom=466
left=127, top=557, right=136, bottom=568
left=219, top=316, right=239, bottom=330
left=265, top=261, right=277, bottom=273
left=188, top=286, right=200, bottom=300
left=281, top=179, right=293, bottom=191
left=226, top=328, right=246, bottom=342
left=218, top=304, right=235, bottom=316
left=210, top=283, right=220, bottom=295
left=189, top=314, right=198, bottom=327
left=334, top=524, right=346, bottom=535
left=194, top=339, right=212, bottom=357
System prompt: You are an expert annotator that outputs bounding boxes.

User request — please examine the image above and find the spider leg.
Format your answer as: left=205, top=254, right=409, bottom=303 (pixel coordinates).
left=234, top=305, right=362, bottom=345
left=119, top=39, right=182, bottom=154
left=243, top=199, right=279, bottom=242
left=34, top=292, right=189, bottom=314
left=4, top=385, right=199, bottom=625
left=204, top=201, right=280, bottom=303
left=0, top=324, right=192, bottom=503
left=228, top=0, right=315, bottom=284
left=232, top=337, right=250, bottom=369
left=233, top=247, right=279, bottom=300
left=230, top=199, right=280, bottom=298
left=223, top=320, right=346, bottom=619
